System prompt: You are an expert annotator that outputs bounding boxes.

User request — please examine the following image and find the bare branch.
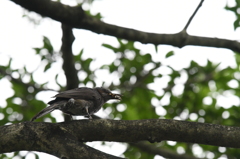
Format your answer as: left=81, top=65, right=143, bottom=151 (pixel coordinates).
left=61, top=24, right=79, bottom=121
left=9, top=0, right=240, bottom=53
left=0, top=122, right=124, bottom=159
left=183, top=0, right=204, bottom=31
left=61, top=24, right=79, bottom=90
left=1, top=119, right=240, bottom=156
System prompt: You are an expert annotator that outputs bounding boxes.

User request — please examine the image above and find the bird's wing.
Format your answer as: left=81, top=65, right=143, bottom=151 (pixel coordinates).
left=53, top=87, right=100, bottom=100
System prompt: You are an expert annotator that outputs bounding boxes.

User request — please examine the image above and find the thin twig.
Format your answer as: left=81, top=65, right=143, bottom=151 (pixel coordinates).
left=183, top=0, right=204, bottom=31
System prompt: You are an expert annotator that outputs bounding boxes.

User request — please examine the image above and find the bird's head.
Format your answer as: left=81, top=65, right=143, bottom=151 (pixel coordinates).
left=96, top=87, right=122, bottom=102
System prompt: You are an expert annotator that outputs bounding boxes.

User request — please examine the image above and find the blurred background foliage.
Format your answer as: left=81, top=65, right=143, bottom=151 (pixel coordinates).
left=1, top=0, right=240, bottom=159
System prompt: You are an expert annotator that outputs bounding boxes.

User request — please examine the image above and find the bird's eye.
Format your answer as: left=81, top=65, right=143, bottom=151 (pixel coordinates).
left=109, top=93, right=112, bottom=96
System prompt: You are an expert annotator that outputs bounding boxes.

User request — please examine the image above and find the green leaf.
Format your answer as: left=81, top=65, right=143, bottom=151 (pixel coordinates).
left=165, top=51, right=174, bottom=58
left=55, top=74, right=62, bottom=89
left=7, top=58, right=12, bottom=68
left=154, top=45, right=158, bottom=52
left=43, top=62, right=51, bottom=72
left=85, top=10, right=103, bottom=20
left=33, top=47, right=41, bottom=54
left=43, top=36, right=53, bottom=53
left=102, top=43, right=118, bottom=52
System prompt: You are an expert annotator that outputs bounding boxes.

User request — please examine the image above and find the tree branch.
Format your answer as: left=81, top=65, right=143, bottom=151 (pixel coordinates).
left=1, top=119, right=240, bottom=158
left=101, top=85, right=193, bottom=159
left=183, top=0, right=204, bottom=31
left=61, top=24, right=79, bottom=121
left=0, top=122, right=123, bottom=159
left=9, top=0, right=240, bottom=53
left=61, top=24, right=79, bottom=90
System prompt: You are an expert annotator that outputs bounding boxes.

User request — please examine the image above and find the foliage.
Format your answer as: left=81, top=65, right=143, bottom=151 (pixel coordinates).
left=225, top=0, right=240, bottom=29
left=1, top=1, right=240, bottom=159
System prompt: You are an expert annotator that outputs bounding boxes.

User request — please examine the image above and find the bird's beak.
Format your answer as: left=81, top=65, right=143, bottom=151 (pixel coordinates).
left=113, top=94, right=122, bottom=100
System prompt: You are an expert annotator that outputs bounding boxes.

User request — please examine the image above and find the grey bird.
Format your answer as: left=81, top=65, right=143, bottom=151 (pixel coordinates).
left=31, top=87, right=121, bottom=121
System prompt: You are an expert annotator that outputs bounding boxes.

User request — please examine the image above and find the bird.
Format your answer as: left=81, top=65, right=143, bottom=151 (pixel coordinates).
left=31, top=87, right=122, bottom=121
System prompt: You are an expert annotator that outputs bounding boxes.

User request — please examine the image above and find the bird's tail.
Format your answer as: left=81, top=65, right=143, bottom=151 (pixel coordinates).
left=31, top=104, right=58, bottom=121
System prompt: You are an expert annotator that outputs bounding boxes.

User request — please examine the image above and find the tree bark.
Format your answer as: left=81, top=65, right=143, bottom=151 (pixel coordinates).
left=9, top=0, right=240, bottom=53
left=1, top=119, right=240, bottom=158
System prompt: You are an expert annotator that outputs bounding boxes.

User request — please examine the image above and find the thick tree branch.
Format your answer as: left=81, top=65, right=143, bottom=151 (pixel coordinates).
left=91, top=118, right=198, bottom=159
left=61, top=24, right=79, bottom=90
left=0, top=122, right=123, bottom=159
left=1, top=119, right=240, bottom=158
left=9, top=0, right=240, bottom=53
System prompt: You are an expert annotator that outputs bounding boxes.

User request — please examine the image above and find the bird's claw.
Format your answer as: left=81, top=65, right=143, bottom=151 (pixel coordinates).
left=68, top=98, right=75, bottom=104
left=85, top=106, right=92, bottom=119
